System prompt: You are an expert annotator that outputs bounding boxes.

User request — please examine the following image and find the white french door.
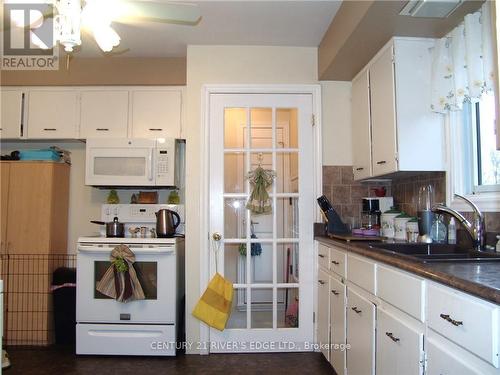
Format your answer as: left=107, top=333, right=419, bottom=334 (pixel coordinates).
left=208, top=92, right=315, bottom=352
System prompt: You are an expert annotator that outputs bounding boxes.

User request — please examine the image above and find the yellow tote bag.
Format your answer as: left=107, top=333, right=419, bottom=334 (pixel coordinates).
left=192, top=272, right=234, bottom=331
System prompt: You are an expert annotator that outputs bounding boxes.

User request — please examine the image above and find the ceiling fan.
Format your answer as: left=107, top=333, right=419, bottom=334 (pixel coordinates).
left=11, top=0, right=201, bottom=54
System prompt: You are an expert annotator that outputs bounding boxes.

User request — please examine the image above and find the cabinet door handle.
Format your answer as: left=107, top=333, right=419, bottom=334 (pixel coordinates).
left=96, top=128, right=109, bottom=131
left=331, top=260, right=340, bottom=265
left=149, top=128, right=163, bottom=131
left=440, top=313, right=463, bottom=326
left=376, top=160, right=387, bottom=165
left=386, top=332, right=400, bottom=342
left=351, top=306, right=362, bottom=314
left=43, top=128, right=57, bottom=131
left=356, top=167, right=364, bottom=171
left=331, top=290, right=339, bottom=296
left=318, top=280, right=325, bottom=285
left=318, top=254, right=325, bottom=258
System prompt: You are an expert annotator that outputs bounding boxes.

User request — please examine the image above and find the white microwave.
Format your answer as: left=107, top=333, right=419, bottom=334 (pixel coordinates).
left=85, top=138, right=183, bottom=187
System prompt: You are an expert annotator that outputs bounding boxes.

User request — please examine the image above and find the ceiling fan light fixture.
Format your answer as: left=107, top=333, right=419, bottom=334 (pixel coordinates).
left=93, top=25, right=121, bottom=52
left=55, top=0, right=82, bottom=52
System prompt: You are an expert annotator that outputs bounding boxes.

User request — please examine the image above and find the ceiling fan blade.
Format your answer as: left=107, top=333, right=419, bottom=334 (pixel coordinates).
left=119, top=1, right=201, bottom=25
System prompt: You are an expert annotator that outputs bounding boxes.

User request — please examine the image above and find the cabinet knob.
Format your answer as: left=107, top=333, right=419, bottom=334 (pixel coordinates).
left=148, top=128, right=163, bottom=131
left=351, top=306, right=362, bottom=314
left=331, top=290, right=339, bottom=296
left=331, top=260, right=340, bottom=265
left=43, top=128, right=57, bottom=131
left=318, top=280, right=325, bottom=285
left=318, top=254, right=325, bottom=258
left=385, top=332, right=400, bottom=342
left=376, top=160, right=387, bottom=165
left=96, top=128, right=109, bottom=131
left=355, top=167, right=364, bottom=171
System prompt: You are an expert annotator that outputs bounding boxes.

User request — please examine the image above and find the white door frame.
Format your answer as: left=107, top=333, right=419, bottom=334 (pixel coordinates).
left=199, top=84, right=323, bottom=354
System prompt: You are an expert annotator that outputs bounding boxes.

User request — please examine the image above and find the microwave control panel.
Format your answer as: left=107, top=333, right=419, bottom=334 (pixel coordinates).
left=156, top=144, right=175, bottom=186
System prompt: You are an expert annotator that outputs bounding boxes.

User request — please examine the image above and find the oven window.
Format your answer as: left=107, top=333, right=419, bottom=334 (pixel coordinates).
left=94, top=261, right=158, bottom=300
left=94, top=157, right=146, bottom=176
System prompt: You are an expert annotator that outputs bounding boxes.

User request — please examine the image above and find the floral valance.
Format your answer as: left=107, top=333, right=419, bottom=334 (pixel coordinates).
left=431, top=2, right=495, bottom=113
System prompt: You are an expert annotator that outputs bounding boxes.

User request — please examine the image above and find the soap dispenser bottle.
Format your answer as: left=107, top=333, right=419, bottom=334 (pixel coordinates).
left=431, top=214, right=447, bottom=244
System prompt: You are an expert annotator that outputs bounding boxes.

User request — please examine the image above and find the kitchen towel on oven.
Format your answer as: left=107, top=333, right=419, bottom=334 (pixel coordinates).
left=96, top=245, right=146, bottom=303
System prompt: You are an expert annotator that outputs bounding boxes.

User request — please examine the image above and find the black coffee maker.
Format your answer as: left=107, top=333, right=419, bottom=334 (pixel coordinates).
left=361, top=198, right=381, bottom=229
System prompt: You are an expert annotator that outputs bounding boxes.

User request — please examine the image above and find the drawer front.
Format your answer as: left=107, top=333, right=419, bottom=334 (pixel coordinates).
left=428, top=283, right=499, bottom=367
left=378, top=265, right=425, bottom=322
left=376, top=307, right=424, bottom=375
left=330, top=247, right=346, bottom=278
left=347, top=254, right=376, bottom=294
left=317, top=243, right=329, bottom=270
left=76, top=323, right=176, bottom=356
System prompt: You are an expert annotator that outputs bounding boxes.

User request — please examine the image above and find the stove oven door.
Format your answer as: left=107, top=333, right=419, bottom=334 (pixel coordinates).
left=76, top=244, right=176, bottom=324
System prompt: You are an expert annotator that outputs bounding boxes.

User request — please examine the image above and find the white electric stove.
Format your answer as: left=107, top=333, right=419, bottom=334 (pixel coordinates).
left=76, top=204, right=185, bottom=356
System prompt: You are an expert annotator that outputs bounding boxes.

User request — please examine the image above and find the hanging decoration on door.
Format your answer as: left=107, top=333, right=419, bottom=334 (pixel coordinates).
left=96, top=245, right=145, bottom=303
left=246, top=153, right=276, bottom=215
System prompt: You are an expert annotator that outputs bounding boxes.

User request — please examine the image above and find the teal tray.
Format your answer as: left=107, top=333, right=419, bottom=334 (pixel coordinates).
left=19, top=149, right=60, bottom=161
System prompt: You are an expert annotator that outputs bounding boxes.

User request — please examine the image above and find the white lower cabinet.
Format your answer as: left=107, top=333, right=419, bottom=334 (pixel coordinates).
left=426, top=335, right=485, bottom=375
left=329, top=276, right=346, bottom=375
left=376, top=307, right=424, bottom=375
left=317, top=269, right=330, bottom=362
left=346, top=287, right=376, bottom=375
left=316, top=241, right=499, bottom=375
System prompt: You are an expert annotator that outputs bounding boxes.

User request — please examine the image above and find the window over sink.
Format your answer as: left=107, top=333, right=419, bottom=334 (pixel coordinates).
left=448, top=91, right=500, bottom=211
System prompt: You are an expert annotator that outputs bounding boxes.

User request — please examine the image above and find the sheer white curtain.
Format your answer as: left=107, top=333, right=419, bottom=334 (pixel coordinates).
left=431, top=2, right=495, bottom=113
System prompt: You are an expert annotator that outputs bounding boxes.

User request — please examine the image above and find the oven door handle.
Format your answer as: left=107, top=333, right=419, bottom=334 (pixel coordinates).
left=78, top=246, right=175, bottom=254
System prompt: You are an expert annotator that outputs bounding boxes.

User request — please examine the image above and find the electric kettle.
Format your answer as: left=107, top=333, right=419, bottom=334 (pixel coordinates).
left=155, top=209, right=181, bottom=237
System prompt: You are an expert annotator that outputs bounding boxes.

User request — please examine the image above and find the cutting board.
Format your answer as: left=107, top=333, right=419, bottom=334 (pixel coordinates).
left=328, top=233, right=385, bottom=242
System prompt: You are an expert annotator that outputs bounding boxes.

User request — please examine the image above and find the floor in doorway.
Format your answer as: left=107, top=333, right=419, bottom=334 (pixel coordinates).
left=4, top=346, right=334, bottom=375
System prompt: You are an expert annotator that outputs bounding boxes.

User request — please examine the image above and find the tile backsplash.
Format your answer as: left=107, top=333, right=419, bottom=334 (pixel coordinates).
left=322, top=166, right=500, bottom=235
left=322, top=166, right=391, bottom=225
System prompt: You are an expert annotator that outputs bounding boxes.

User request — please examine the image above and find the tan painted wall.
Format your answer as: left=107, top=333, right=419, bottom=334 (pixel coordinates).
left=184, top=45, right=317, bottom=353
left=321, top=81, right=352, bottom=166
left=1, top=57, right=186, bottom=86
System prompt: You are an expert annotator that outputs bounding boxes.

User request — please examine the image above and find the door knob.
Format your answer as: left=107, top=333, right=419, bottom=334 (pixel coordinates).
left=212, top=232, right=222, bottom=241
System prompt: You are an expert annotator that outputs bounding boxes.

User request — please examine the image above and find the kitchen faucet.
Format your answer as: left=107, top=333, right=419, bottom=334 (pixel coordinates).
left=431, top=194, right=485, bottom=251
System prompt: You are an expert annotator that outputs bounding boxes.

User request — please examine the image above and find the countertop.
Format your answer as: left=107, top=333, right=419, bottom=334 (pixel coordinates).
left=316, top=235, right=500, bottom=305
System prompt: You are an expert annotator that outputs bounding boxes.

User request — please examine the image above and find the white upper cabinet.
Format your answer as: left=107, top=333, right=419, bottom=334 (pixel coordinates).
left=351, top=69, right=372, bottom=180
left=27, top=90, right=79, bottom=139
left=370, top=44, right=398, bottom=176
left=80, top=91, right=129, bottom=138
left=131, top=90, right=182, bottom=139
left=1, top=90, right=24, bottom=139
left=351, top=38, right=445, bottom=180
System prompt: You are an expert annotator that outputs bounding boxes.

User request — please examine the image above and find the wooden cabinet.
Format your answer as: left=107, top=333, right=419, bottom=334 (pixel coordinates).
left=80, top=91, right=129, bottom=138
left=131, top=90, right=182, bottom=138
left=27, top=91, right=79, bottom=139
left=329, top=276, right=346, bottom=375
left=0, top=161, right=70, bottom=346
left=376, top=307, right=424, bottom=375
left=351, top=37, right=445, bottom=180
left=351, top=69, right=372, bottom=180
left=0, top=90, right=24, bottom=139
left=1, top=163, right=10, bottom=253
left=346, top=287, right=376, bottom=375
left=3, top=162, right=70, bottom=254
left=317, top=269, right=330, bottom=361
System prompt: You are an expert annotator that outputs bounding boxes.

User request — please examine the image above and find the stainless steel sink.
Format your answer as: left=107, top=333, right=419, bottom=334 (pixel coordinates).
left=368, top=243, right=500, bottom=262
